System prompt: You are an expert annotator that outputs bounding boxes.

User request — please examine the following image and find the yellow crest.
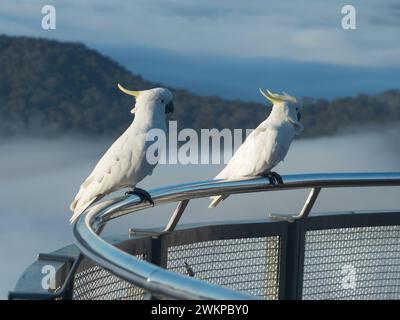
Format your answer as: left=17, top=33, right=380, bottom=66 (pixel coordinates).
left=259, top=88, right=297, bottom=104
left=117, top=83, right=141, bottom=97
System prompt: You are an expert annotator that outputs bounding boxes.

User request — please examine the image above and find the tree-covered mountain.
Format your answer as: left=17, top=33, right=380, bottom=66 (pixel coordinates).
left=0, top=35, right=399, bottom=138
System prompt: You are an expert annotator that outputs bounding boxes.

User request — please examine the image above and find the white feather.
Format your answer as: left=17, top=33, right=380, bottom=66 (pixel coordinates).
left=70, top=87, right=173, bottom=222
left=209, top=95, right=303, bottom=208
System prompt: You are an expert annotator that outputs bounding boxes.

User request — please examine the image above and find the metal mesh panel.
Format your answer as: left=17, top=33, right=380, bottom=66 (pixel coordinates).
left=73, top=255, right=146, bottom=300
left=302, top=225, right=400, bottom=300
left=167, top=236, right=280, bottom=299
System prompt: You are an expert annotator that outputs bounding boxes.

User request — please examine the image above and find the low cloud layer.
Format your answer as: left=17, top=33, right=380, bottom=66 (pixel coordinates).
left=1, top=127, right=400, bottom=297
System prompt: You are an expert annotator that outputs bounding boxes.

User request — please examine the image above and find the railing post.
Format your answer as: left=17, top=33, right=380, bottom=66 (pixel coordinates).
left=279, top=220, right=306, bottom=300
left=150, top=235, right=168, bottom=268
left=149, top=235, right=168, bottom=299
left=164, top=200, right=190, bottom=232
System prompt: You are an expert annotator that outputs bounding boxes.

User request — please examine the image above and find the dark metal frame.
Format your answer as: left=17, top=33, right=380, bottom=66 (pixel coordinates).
left=10, top=210, right=400, bottom=300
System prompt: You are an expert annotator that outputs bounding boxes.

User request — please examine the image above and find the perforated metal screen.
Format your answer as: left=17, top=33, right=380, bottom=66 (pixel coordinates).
left=166, top=236, right=281, bottom=299
left=302, top=225, right=400, bottom=300
left=73, top=256, right=146, bottom=300
left=65, top=218, right=400, bottom=300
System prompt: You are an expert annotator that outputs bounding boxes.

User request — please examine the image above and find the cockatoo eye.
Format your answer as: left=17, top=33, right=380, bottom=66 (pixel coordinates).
left=161, top=99, right=165, bottom=103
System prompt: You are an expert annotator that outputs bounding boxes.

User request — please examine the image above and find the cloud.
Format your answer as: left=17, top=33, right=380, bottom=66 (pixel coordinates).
left=151, top=0, right=268, bottom=19
left=0, top=0, right=399, bottom=67
left=101, top=43, right=400, bottom=100
left=368, top=3, right=400, bottom=26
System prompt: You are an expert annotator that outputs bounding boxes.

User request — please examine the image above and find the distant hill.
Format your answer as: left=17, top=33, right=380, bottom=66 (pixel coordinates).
left=0, top=35, right=399, bottom=138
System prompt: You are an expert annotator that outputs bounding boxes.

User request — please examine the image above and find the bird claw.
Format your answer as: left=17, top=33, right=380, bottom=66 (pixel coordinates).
left=270, top=171, right=284, bottom=184
left=125, top=187, right=155, bottom=206
left=263, top=172, right=284, bottom=185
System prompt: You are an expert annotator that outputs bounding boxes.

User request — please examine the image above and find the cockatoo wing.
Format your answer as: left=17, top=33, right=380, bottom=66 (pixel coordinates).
left=209, top=125, right=287, bottom=208
left=218, top=126, right=282, bottom=179
left=70, top=132, right=153, bottom=222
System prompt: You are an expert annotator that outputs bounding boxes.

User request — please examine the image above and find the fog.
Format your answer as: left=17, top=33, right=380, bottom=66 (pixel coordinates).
left=1, top=128, right=400, bottom=298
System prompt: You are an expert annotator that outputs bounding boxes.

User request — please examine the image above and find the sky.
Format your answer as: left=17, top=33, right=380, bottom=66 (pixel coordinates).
left=0, top=0, right=399, bottom=99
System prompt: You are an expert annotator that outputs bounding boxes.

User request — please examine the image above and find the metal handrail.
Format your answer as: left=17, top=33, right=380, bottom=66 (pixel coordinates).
left=73, top=172, right=400, bottom=300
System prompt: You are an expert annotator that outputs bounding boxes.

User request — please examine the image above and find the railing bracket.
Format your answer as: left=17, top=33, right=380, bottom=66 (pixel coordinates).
left=270, top=187, right=321, bottom=222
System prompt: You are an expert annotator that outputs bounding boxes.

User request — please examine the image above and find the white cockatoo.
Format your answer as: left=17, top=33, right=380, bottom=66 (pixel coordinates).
left=69, top=84, right=174, bottom=223
left=209, top=88, right=303, bottom=208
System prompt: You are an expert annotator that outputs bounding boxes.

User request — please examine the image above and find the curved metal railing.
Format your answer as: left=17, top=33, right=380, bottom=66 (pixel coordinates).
left=73, top=172, right=400, bottom=300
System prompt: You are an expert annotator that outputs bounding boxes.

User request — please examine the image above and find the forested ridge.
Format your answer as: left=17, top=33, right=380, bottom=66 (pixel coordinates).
left=0, top=35, right=399, bottom=138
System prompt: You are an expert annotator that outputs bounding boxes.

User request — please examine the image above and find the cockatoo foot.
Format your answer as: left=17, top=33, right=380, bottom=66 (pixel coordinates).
left=264, top=174, right=275, bottom=185
left=125, top=187, right=155, bottom=206
left=270, top=172, right=284, bottom=184
left=263, top=172, right=283, bottom=185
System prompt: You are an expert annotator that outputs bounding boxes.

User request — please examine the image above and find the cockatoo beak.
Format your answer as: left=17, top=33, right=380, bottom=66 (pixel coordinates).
left=118, top=83, right=141, bottom=114
left=165, top=101, right=174, bottom=114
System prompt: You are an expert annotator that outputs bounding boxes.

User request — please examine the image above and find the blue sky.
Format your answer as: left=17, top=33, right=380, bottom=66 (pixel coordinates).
left=1, top=0, right=399, bottom=100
